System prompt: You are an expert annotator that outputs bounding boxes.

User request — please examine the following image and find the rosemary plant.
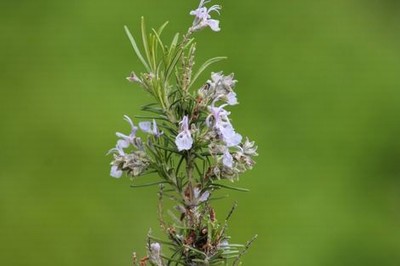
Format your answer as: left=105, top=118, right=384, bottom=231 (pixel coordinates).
left=108, top=1, right=258, bottom=265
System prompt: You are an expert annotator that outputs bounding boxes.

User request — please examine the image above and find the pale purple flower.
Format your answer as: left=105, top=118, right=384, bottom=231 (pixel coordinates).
left=175, top=115, right=193, bottom=151
left=206, top=103, right=230, bottom=127
left=222, top=150, right=233, bottom=168
left=107, top=144, right=125, bottom=156
left=211, top=72, right=237, bottom=90
left=109, top=145, right=125, bottom=178
left=190, top=187, right=210, bottom=205
left=110, top=165, right=123, bottom=178
left=150, top=243, right=161, bottom=254
left=115, top=115, right=138, bottom=148
left=148, top=242, right=162, bottom=266
left=218, top=122, right=242, bottom=147
left=226, top=91, right=238, bottom=105
left=194, top=187, right=210, bottom=203
left=190, top=0, right=221, bottom=32
left=208, top=72, right=238, bottom=105
left=206, top=102, right=242, bottom=147
left=139, top=119, right=161, bottom=137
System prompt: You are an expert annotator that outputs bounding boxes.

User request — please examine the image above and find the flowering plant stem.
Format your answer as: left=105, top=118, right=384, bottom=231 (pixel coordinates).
left=109, top=1, right=258, bottom=265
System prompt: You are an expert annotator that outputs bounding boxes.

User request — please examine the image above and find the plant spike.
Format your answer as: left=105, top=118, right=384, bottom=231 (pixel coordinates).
left=109, top=1, right=258, bottom=265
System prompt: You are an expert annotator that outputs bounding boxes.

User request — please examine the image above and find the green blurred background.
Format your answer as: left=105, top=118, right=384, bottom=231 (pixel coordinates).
left=1, top=0, right=400, bottom=265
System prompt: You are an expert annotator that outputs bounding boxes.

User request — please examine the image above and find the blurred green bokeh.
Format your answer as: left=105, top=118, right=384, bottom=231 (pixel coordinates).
left=1, top=0, right=400, bottom=265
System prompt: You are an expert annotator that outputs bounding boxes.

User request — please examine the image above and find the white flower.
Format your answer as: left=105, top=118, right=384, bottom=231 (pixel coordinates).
left=190, top=0, right=221, bottom=32
left=175, top=115, right=193, bottom=151
left=242, top=137, right=258, bottom=156
left=233, top=138, right=258, bottom=171
left=139, top=119, right=161, bottom=137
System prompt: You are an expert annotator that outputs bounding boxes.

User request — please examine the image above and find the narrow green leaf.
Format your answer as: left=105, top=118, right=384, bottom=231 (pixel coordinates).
left=151, top=33, right=157, bottom=71
left=210, top=183, right=250, bottom=192
left=157, top=21, right=169, bottom=36
left=152, top=28, right=166, bottom=52
left=141, top=102, right=159, bottom=108
left=165, top=33, right=179, bottom=69
left=166, top=49, right=183, bottom=81
left=134, top=115, right=169, bottom=121
left=233, top=234, right=258, bottom=266
left=184, top=245, right=207, bottom=257
left=153, top=144, right=180, bottom=154
left=190, top=56, right=227, bottom=88
left=141, top=17, right=153, bottom=71
left=130, top=180, right=169, bottom=188
left=147, top=234, right=175, bottom=246
left=160, top=255, right=184, bottom=265
left=124, top=25, right=150, bottom=72
left=169, top=33, right=179, bottom=55
left=183, top=37, right=195, bottom=50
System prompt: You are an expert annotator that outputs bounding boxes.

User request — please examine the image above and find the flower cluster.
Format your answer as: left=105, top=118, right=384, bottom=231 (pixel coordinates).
left=109, top=1, right=258, bottom=265
left=108, top=115, right=158, bottom=178
left=199, top=72, right=238, bottom=105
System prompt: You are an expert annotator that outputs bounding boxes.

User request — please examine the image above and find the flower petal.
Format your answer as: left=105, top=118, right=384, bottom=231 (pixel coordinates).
left=198, top=190, right=210, bottom=202
left=175, top=132, right=193, bottom=151
left=110, top=165, right=123, bottom=178
left=226, top=91, right=238, bottom=105
left=222, top=151, right=234, bottom=168
left=139, top=121, right=152, bottom=133
left=207, top=19, right=220, bottom=32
